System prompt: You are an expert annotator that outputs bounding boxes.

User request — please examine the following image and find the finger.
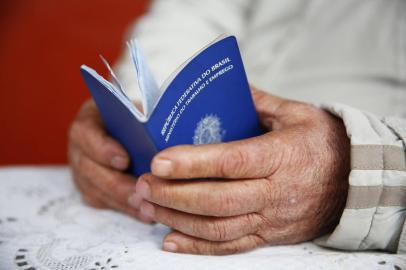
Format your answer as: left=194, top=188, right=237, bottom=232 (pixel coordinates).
left=74, top=175, right=107, bottom=209
left=151, top=133, right=283, bottom=179
left=69, top=100, right=129, bottom=170
left=162, top=231, right=265, bottom=255
left=251, top=87, right=320, bottom=128
left=73, top=151, right=138, bottom=207
left=139, top=200, right=265, bottom=241
left=81, top=193, right=107, bottom=209
left=74, top=171, right=153, bottom=223
left=130, top=174, right=270, bottom=216
left=70, top=155, right=108, bottom=209
left=250, top=87, right=285, bottom=117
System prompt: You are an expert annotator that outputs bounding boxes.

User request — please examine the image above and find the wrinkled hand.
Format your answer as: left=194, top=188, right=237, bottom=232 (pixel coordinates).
left=130, top=89, right=351, bottom=255
left=68, top=100, right=152, bottom=223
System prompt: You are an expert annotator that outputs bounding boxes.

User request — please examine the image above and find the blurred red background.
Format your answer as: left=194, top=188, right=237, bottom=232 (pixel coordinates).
left=0, top=0, right=148, bottom=165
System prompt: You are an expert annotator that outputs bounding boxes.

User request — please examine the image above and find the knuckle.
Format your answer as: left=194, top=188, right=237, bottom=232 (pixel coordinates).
left=77, top=156, right=98, bottom=181
left=244, top=213, right=262, bottom=231
left=76, top=153, right=89, bottom=173
left=139, top=174, right=168, bottom=202
left=207, top=220, right=229, bottom=241
left=103, top=174, right=121, bottom=194
left=82, top=195, right=106, bottom=209
left=68, top=120, right=85, bottom=142
left=218, top=147, right=248, bottom=177
left=213, top=191, right=235, bottom=216
left=249, top=234, right=266, bottom=248
left=137, top=174, right=149, bottom=189
left=139, top=174, right=157, bottom=197
left=261, top=179, right=274, bottom=205
left=293, top=102, right=320, bottom=121
left=222, top=241, right=242, bottom=255
left=191, top=238, right=204, bottom=254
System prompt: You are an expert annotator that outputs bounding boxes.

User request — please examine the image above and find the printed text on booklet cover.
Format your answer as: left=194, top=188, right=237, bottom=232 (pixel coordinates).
left=161, top=57, right=233, bottom=143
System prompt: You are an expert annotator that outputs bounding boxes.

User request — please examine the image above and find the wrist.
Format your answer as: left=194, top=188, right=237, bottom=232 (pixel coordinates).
left=323, top=113, right=351, bottom=234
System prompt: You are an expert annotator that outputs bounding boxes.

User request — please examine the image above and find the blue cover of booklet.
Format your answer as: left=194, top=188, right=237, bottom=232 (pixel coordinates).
left=80, top=35, right=262, bottom=176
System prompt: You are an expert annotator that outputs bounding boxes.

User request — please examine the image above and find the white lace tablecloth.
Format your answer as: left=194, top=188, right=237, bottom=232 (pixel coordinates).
left=0, top=167, right=405, bottom=270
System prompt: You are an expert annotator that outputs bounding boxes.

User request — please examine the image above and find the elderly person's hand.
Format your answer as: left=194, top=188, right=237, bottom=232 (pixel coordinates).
left=68, top=100, right=152, bottom=223
left=130, top=89, right=351, bottom=255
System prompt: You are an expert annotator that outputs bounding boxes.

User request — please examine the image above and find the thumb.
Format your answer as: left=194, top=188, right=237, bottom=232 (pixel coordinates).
left=162, top=231, right=264, bottom=255
left=150, top=132, right=283, bottom=179
left=251, top=87, right=286, bottom=118
left=251, top=87, right=309, bottom=130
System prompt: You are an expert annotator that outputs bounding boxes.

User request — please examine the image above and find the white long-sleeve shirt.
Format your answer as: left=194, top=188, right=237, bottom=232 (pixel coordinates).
left=114, top=0, right=406, bottom=253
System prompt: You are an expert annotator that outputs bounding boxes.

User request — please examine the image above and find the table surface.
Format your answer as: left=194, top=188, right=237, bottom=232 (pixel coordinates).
left=0, top=166, right=405, bottom=270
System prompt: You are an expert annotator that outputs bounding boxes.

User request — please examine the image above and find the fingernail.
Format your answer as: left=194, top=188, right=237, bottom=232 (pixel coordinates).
left=151, top=157, right=172, bottom=177
left=163, top=241, right=178, bottom=252
left=129, top=180, right=151, bottom=209
left=138, top=211, right=154, bottom=224
left=111, top=156, right=127, bottom=169
left=140, top=201, right=155, bottom=219
left=128, top=193, right=143, bottom=209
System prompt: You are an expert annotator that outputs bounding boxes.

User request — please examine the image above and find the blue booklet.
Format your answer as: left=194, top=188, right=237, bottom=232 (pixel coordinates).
left=80, top=35, right=262, bottom=176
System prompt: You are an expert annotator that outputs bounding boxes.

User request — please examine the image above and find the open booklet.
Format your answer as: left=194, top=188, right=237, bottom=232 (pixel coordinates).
left=80, top=35, right=262, bottom=176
